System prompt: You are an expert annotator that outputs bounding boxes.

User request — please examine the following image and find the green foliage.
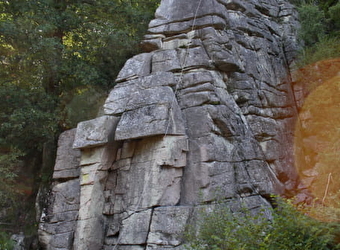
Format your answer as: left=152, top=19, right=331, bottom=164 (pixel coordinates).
left=295, top=36, right=340, bottom=67
left=0, top=0, right=159, bottom=234
left=308, top=199, right=340, bottom=223
left=0, top=232, right=14, bottom=250
left=267, top=201, right=339, bottom=250
left=297, top=3, right=327, bottom=46
left=0, top=0, right=159, bottom=93
left=185, top=205, right=269, bottom=250
left=0, top=2, right=160, bottom=152
left=0, top=146, right=38, bottom=235
left=328, top=2, right=340, bottom=35
left=317, top=0, right=339, bottom=14
left=185, top=198, right=340, bottom=250
left=58, top=86, right=107, bottom=129
left=0, top=148, right=22, bottom=208
left=290, top=0, right=340, bottom=67
left=0, top=83, right=58, bottom=153
left=0, top=0, right=160, bottom=143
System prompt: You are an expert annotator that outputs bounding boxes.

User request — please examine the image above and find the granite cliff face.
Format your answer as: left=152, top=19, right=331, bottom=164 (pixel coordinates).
left=38, top=0, right=300, bottom=249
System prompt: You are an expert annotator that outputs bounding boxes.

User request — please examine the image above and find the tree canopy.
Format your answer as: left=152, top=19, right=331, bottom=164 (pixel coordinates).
left=291, top=0, right=340, bottom=47
left=0, top=0, right=159, bottom=234
left=0, top=0, right=159, bottom=151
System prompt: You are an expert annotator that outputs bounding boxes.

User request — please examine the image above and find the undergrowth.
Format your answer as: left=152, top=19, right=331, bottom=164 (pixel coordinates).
left=0, top=232, right=14, bottom=250
left=185, top=197, right=340, bottom=250
left=295, top=36, right=340, bottom=68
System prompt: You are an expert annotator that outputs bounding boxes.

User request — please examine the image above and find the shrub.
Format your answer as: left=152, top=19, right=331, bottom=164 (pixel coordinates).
left=185, top=198, right=340, bottom=250
left=291, top=1, right=340, bottom=68
left=0, top=232, right=14, bottom=250
left=329, top=2, right=340, bottom=34
left=297, top=3, right=327, bottom=46
left=296, top=37, right=340, bottom=67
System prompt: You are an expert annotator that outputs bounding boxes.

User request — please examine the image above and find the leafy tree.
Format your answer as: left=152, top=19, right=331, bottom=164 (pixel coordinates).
left=297, top=3, right=327, bottom=46
left=317, top=0, right=339, bottom=14
left=0, top=0, right=159, bottom=234
left=0, top=0, right=159, bottom=158
left=290, top=0, right=340, bottom=68
left=0, top=0, right=159, bottom=93
left=328, top=2, right=340, bottom=36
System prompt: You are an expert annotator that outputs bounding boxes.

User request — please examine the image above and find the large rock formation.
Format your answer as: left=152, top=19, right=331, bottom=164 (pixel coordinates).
left=39, top=0, right=300, bottom=249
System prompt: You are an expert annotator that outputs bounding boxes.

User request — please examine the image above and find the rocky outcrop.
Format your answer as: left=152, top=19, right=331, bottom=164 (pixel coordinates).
left=39, top=0, right=300, bottom=249
left=38, top=129, right=81, bottom=250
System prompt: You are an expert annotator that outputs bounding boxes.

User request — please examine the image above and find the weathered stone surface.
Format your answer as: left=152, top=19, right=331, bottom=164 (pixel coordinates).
left=80, top=144, right=119, bottom=169
left=38, top=180, right=80, bottom=250
left=73, top=116, right=119, bottom=149
left=116, top=53, right=152, bottom=82
left=11, top=233, right=27, bottom=250
left=40, top=0, right=301, bottom=249
left=146, top=246, right=186, bottom=250
left=152, top=50, right=182, bottom=72
left=104, top=73, right=177, bottom=115
left=73, top=217, right=105, bottom=250
left=74, top=150, right=116, bottom=250
left=104, top=246, right=145, bottom=250
left=115, top=103, right=185, bottom=140
left=39, top=130, right=81, bottom=250
left=148, top=0, right=227, bottom=35
left=119, top=209, right=152, bottom=244
left=104, top=84, right=186, bottom=140
left=105, top=135, right=188, bottom=214
left=53, top=129, right=81, bottom=179
left=147, top=206, right=192, bottom=247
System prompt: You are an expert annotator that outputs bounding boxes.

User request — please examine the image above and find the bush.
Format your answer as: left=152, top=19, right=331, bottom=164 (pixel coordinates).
left=291, top=0, right=340, bottom=67
left=296, top=36, right=340, bottom=67
left=297, top=3, right=327, bottom=46
left=0, top=232, right=14, bottom=250
left=185, top=198, right=340, bottom=250
left=328, top=2, right=340, bottom=36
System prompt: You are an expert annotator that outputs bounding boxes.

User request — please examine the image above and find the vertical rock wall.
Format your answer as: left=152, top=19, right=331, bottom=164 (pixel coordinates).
left=38, top=129, right=81, bottom=250
left=39, top=0, right=300, bottom=249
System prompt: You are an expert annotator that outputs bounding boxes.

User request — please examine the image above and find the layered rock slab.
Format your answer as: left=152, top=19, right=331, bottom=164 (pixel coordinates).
left=39, top=0, right=300, bottom=249
left=38, top=129, right=81, bottom=250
